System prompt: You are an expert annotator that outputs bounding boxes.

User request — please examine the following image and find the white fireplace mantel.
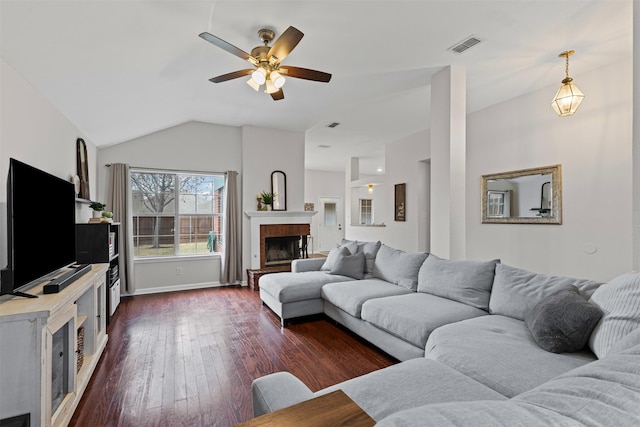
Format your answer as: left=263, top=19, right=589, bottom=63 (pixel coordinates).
left=245, top=210, right=317, bottom=269
left=244, top=210, right=317, bottom=218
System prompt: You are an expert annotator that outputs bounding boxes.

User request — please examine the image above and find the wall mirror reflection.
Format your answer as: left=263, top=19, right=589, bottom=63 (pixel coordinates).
left=271, top=170, right=287, bottom=211
left=481, top=165, right=562, bottom=224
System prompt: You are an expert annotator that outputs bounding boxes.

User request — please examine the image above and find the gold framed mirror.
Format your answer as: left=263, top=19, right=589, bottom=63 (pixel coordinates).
left=481, top=164, right=562, bottom=224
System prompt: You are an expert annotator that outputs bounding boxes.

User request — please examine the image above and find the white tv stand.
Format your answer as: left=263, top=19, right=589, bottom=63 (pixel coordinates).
left=0, top=264, right=108, bottom=427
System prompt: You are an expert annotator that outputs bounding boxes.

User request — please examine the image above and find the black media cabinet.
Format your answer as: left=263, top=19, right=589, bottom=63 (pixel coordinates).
left=75, top=222, right=121, bottom=325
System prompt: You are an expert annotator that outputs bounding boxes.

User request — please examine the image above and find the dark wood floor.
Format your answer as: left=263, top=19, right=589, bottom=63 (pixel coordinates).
left=70, top=286, right=396, bottom=427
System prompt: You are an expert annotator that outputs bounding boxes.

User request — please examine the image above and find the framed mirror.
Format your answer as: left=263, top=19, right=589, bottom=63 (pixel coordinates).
left=481, top=165, right=562, bottom=224
left=271, top=170, right=287, bottom=211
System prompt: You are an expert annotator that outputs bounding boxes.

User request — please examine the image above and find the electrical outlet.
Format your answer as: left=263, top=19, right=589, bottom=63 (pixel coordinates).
left=176, top=267, right=183, bottom=275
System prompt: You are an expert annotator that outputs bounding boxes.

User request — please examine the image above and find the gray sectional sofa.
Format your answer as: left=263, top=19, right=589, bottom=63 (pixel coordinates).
left=254, top=240, right=640, bottom=425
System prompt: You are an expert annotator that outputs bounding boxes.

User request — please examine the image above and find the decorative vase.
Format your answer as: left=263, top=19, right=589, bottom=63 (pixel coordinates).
left=265, top=205, right=272, bottom=211
left=92, top=210, right=103, bottom=218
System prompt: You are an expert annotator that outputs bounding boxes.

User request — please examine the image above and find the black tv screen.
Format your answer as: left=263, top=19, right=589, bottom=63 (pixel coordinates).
left=1, top=158, right=77, bottom=295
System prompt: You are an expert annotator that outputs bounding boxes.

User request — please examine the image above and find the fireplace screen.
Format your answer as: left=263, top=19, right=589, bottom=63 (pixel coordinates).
left=264, top=236, right=301, bottom=266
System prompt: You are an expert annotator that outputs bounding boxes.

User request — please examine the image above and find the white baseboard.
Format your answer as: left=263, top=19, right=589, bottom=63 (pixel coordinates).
left=128, top=281, right=247, bottom=296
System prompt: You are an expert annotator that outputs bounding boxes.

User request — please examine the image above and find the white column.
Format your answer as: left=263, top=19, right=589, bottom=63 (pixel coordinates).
left=633, top=0, right=640, bottom=272
left=345, top=157, right=360, bottom=232
left=430, top=66, right=466, bottom=259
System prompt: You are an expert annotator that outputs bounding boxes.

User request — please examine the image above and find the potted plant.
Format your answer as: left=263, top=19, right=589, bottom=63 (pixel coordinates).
left=260, top=191, right=275, bottom=210
left=89, top=201, right=107, bottom=218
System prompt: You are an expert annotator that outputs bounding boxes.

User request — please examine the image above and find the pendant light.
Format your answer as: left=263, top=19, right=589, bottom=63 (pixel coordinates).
left=550, top=50, right=585, bottom=117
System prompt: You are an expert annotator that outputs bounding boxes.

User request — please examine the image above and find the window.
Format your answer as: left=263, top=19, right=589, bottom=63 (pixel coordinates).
left=359, top=199, right=373, bottom=225
left=323, top=202, right=337, bottom=226
left=130, top=170, right=225, bottom=257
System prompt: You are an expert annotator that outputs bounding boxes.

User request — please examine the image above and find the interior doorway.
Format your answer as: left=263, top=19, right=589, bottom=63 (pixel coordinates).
left=318, top=197, right=344, bottom=252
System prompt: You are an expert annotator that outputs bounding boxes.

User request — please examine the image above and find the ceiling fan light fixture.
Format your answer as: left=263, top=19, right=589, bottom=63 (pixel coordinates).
left=251, top=67, right=267, bottom=85
left=246, top=78, right=260, bottom=91
left=200, top=25, right=332, bottom=101
left=270, top=70, right=286, bottom=88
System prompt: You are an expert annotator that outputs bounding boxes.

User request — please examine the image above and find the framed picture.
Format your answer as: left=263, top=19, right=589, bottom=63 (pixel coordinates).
left=394, top=183, right=406, bottom=221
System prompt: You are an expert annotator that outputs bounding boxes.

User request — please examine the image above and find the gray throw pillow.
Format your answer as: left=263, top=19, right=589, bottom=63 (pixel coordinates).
left=525, top=286, right=603, bottom=353
left=588, top=273, right=640, bottom=358
left=489, top=264, right=602, bottom=320
left=321, top=241, right=357, bottom=271
left=373, top=244, right=428, bottom=291
left=417, top=254, right=499, bottom=310
left=357, top=240, right=382, bottom=277
left=330, top=250, right=365, bottom=280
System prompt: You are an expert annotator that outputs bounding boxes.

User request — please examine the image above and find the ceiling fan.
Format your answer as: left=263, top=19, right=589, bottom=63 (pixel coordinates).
left=199, top=26, right=332, bottom=100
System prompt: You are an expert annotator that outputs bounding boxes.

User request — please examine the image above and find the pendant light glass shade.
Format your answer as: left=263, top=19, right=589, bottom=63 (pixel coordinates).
left=551, top=81, right=584, bottom=117
left=550, top=50, right=584, bottom=117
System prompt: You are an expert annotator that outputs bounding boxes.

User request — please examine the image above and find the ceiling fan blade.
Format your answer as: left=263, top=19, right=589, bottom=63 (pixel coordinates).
left=270, top=89, right=284, bottom=101
left=209, top=69, right=254, bottom=83
left=199, top=32, right=257, bottom=65
left=279, top=66, right=332, bottom=83
left=268, top=26, right=303, bottom=63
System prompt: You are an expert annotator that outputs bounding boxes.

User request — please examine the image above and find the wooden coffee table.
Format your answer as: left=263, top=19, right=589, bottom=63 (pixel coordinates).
left=234, top=389, right=375, bottom=426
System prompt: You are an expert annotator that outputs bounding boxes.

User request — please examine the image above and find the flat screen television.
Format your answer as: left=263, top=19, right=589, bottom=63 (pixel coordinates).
left=1, top=158, right=77, bottom=297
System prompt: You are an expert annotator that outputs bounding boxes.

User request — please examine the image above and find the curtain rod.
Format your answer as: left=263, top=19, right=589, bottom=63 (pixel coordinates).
left=105, top=164, right=226, bottom=175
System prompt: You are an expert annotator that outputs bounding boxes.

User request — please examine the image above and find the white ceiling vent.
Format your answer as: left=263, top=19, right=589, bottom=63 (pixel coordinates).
left=448, top=35, right=482, bottom=54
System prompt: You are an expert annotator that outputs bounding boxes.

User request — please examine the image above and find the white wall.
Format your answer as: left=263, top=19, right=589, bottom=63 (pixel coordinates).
left=466, top=59, right=633, bottom=282
left=0, top=58, right=97, bottom=270
left=344, top=130, right=430, bottom=252
left=384, top=130, right=430, bottom=251
left=98, top=121, right=242, bottom=292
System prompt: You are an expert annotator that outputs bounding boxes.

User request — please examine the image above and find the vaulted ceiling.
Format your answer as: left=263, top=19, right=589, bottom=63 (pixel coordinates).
left=0, top=1, right=632, bottom=174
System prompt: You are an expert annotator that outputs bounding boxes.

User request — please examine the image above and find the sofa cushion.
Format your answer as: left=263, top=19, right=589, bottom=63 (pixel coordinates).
left=259, top=271, right=354, bottom=303
left=357, top=240, right=382, bottom=278
left=588, top=272, right=640, bottom=358
left=372, top=245, right=428, bottom=291
left=361, top=293, right=488, bottom=348
left=608, top=324, right=640, bottom=355
left=320, top=241, right=358, bottom=271
left=510, top=335, right=640, bottom=427
left=417, top=254, right=498, bottom=310
left=378, top=352, right=640, bottom=427
left=322, top=279, right=412, bottom=318
left=525, top=286, right=602, bottom=353
left=424, top=315, right=596, bottom=397
left=377, top=400, right=574, bottom=427
left=489, top=263, right=602, bottom=320
left=317, top=358, right=506, bottom=422
left=330, top=250, right=365, bottom=280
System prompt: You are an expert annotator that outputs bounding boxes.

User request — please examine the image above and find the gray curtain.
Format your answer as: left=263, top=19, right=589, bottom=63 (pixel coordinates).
left=107, top=163, right=135, bottom=294
left=221, top=170, right=242, bottom=284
